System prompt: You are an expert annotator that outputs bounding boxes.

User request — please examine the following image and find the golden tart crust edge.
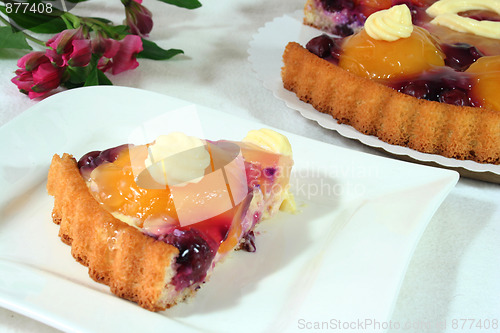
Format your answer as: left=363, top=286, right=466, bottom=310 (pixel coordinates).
left=47, top=153, right=194, bottom=312
left=282, top=42, right=500, bottom=164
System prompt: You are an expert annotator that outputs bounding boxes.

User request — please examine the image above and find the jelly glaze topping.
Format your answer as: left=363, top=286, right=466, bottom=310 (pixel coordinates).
left=77, top=134, right=293, bottom=291
left=305, top=2, right=500, bottom=110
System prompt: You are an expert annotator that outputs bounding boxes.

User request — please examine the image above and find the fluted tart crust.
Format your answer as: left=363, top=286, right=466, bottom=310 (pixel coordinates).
left=47, top=153, right=193, bottom=311
left=282, top=42, right=500, bottom=164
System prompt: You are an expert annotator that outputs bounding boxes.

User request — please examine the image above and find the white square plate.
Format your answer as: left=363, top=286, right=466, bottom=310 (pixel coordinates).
left=0, top=86, right=458, bottom=333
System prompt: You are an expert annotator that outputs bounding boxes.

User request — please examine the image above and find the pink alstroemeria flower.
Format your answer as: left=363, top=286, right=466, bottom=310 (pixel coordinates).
left=112, top=35, right=143, bottom=74
left=46, top=28, right=91, bottom=67
left=123, top=0, right=153, bottom=37
left=97, top=35, right=143, bottom=75
left=92, top=35, right=121, bottom=73
left=12, top=52, right=64, bottom=99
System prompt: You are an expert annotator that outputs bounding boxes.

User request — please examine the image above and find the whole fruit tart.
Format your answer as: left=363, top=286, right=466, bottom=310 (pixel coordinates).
left=283, top=0, right=500, bottom=164
left=47, top=129, right=295, bottom=311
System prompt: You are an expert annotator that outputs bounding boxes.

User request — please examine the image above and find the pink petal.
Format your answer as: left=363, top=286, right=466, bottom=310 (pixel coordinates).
left=67, top=39, right=92, bottom=67
left=47, top=29, right=83, bottom=55
left=45, top=48, right=65, bottom=67
left=11, top=69, right=34, bottom=92
left=103, top=39, right=121, bottom=59
left=17, top=51, right=49, bottom=71
left=111, top=35, right=143, bottom=75
left=27, top=90, right=51, bottom=99
left=32, top=63, right=63, bottom=92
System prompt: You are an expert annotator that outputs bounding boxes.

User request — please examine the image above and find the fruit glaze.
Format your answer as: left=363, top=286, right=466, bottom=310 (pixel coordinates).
left=77, top=133, right=293, bottom=291
left=305, top=1, right=500, bottom=111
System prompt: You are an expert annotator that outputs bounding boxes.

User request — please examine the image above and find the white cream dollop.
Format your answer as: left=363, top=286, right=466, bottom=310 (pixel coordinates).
left=426, top=0, right=500, bottom=40
left=364, top=4, right=414, bottom=41
left=243, top=128, right=293, bottom=156
left=145, top=132, right=211, bottom=187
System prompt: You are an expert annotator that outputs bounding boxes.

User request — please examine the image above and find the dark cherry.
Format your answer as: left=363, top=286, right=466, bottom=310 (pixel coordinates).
left=77, top=150, right=100, bottom=169
left=99, top=144, right=130, bottom=164
left=159, top=228, right=216, bottom=290
left=306, top=34, right=342, bottom=62
left=334, top=23, right=355, bottom=37
left=77, top=144, right=130, bottom=177
left=439, top=89, right=471, bottom=106
left=306, top=34, right=334, bottom=58
left=401, top=81, right=431, bottom=100
left=320, top=0, right=355, bottom=11
left=393, top=66, right=474, bottom=105
left=442, top=43, right=484, bottom=71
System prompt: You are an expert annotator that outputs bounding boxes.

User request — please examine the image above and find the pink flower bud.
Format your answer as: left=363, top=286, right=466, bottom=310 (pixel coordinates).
left=46, top=28, right=86, bottom=67
left=124, top=1, right=153, bottom=37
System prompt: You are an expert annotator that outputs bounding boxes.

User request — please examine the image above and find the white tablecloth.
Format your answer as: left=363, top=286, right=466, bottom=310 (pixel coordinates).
left=1, top=1, right=499, bottom=332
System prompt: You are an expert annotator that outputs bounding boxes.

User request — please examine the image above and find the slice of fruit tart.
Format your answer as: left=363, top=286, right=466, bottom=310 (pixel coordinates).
left=47, top=129, right=295, bottom=311
left=283, top=1, right=500, bottom=164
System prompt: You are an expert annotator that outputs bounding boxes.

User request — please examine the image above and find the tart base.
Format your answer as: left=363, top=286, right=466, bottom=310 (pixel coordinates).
left=281, top=42, right=500, bottom=165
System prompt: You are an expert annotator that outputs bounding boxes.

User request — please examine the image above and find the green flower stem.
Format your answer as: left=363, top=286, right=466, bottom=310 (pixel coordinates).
left=0, top=14, right=45, bottom=46
left=80, top=17, right=116, bottom=38
left=60, top=14, right=73, bottom=29
left=61, top=12, right=82, bottom=29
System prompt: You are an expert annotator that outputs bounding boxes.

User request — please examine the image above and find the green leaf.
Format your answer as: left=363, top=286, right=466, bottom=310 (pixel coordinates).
left=155, top=0, right=201, bottom=9
left=87, top=16, right=113, bottom=25
left=84, top=65, right=112, bottom=86
left=97, top=68, right=112, bottom=85
left=83, top=54, right=112, bottom=86
left=83, top=64, right=99, bottom=86
left=137, top=39, right=183, bottom=60
left=65, top=65, right=89, bottom=87
left=102, top=24, right=129, bottom=39
left=0, top=5, right=67, bottom=33
left=0, top=26, right=32, bottom=50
